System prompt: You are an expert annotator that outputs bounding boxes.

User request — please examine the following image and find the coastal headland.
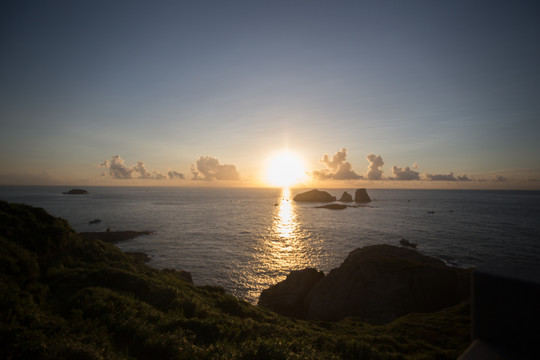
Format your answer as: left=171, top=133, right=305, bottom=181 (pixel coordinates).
left=0, top=200, right=471, bottom=359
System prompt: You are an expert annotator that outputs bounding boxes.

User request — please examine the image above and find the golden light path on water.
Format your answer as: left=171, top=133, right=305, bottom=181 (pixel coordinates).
left=274, top=188, right=296, bottom=239
left=242, top=187, right=321, bottom=303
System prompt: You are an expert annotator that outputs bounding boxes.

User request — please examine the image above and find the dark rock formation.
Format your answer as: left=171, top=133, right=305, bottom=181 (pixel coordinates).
left=304, top=245, right=470, bottom=324
left=338, top=191, right=353, bottom=202
left=259, top=245, right=470, bottom=324
left=79, top=230, right=153, bottom=244
left=293, top=189, right=336, bottom=202
left=63, top=189, right=88, bottom=195
left=315, top=204, right=347, bottom=210
left=258, top=268, right=324, bottom=318
left=354, top=188, right=371, bottom=203
left=399, top=238, right=417, bottom=248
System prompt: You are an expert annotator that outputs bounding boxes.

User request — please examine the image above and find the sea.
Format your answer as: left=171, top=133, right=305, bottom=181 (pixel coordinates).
left=1, top=186, right=539, bottom=304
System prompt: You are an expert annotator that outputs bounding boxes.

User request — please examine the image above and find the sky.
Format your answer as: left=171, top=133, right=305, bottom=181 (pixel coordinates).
left=1, top=0, right=540, bottom=189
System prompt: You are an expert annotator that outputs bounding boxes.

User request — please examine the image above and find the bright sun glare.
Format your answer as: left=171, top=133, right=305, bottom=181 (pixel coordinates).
left=265, top=150, right=306, bottom=187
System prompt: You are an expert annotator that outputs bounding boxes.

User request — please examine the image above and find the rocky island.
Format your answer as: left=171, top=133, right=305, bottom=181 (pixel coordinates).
left=62, top=188, right=88, bottom=195
left=293, top=189, right=336, bottom=202
left=294, top=188, right=372, bottom=209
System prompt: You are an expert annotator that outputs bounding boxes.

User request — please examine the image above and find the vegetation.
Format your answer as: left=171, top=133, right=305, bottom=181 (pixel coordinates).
left=0, top=200, right=470, bottom=359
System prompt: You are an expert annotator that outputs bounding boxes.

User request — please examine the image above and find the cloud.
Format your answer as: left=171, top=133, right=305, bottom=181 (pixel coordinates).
left=191, top=156, right=240, bottom=181
left=391, top=166, right=420, bottom=180
left=493, top=175, right=506, bottom=182
left=312, top=148, right=362, bottom=180
left=366, top=153, right=384, bottom=180
left=425, top=172, right=471, bottom=181
left=101, top=155, right=184, bottom=180
left=168, top=170, right=185, bottom=180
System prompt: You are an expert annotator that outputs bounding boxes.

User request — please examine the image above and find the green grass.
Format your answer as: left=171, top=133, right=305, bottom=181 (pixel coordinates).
left=0, top=200, right=470, bottom=359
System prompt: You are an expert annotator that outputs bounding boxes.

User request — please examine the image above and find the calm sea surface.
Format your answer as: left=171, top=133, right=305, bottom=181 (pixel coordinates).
left=2, top=186, right=539, bottom=303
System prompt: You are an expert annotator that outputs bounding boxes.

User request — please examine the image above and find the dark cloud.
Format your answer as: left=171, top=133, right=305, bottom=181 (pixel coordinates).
left=312, top=148, right=362, bottom=180
left=366, top=153, right=384, bottom=180
left=425, top=172, right=471, bottom=181
left=191, top=156, right=240, bottom=181
left=101, top=155, right=184, bottom=180
left=391, top=166, right=420, bottom=180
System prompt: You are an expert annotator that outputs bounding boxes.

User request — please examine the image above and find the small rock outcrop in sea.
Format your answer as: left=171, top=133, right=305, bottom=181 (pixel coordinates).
left=338, top=191, right=353, bottom=202
left=258, top=268, right=324, bottom=318
left=259, top=245, right=470, bottom=324
left=315, top=204, right=347, bottom=210
left=63, top=189, right=88, bottom=195
left=354, top=188, right=371, bottom=202
left=293, top=189, right=336, bottom=202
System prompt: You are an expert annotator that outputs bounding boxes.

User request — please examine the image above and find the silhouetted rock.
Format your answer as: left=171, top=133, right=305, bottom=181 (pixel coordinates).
left=63, top=189, right=88, bottom=195
left=79, top=230, right=153, bottom=244
left=304, top=245, right=470, bottom=324
left=315, top=204, right=347, bottom=210
left=354, top=188, right=371, bottom=202
left=338, top=191, right=353, bottom=202
left=293, top=189, right=336, bottom=202
left=258, top=268, right=324, bottom=318
left=399, top=238, right=417, bottom=248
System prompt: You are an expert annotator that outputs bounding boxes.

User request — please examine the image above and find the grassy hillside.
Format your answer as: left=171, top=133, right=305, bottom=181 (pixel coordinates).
left=0, top=200, right=470, bottom=359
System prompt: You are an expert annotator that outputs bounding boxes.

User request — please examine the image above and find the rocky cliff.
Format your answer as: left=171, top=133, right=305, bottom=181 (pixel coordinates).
left=259, top=245, right=471, bottom=324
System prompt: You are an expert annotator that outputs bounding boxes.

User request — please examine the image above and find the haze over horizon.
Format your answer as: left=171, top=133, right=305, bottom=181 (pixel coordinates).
left=2, top=1, right=540, bottom=189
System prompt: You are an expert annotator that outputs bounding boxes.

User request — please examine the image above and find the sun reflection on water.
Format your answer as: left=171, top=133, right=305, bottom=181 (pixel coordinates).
left=275, top=188, right=296, bottom=239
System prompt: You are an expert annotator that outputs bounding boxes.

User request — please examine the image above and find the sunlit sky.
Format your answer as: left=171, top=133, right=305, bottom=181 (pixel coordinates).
left=1, top=1, right=540, bottom=188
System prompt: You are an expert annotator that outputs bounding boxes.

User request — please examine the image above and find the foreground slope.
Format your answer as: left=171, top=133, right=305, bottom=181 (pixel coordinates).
left=0, top=200, right=470, bottom=359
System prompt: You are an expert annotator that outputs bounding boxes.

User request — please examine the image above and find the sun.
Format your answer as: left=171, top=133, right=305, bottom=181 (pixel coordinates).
left=264, top=150, right=307, bottom=187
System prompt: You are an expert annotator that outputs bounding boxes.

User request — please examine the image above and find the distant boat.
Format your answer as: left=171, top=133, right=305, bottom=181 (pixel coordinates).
left=400, top=238, right=417, bottom=249
left=89, top=219, right=101, bottom=225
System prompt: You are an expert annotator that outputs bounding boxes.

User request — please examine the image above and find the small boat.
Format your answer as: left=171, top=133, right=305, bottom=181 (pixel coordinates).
left=89, top=219, right=101, bottom=225
left=400, top=238, right=417, bottom=248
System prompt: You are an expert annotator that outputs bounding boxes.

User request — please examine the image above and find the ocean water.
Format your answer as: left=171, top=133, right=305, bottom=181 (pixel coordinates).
left=2, top=186, right=540, bottom=303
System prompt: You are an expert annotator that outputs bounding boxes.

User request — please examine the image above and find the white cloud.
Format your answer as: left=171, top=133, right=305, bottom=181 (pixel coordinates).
left=191, top=156, right=240, bottom=181
left=391, top=166, right=420, bottom=180
left=366, top=153, right=384, bottom=180
left=101, top=155, right=184, bottom=180
left=312, top=148, right=362, bottom=180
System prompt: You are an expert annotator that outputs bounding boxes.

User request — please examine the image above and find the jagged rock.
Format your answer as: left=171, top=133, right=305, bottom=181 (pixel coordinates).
left=304, top=245, right=471, bottom=324
left=293, top=189, right=336, bottom=202
left=315, top=204, right=347, bottom=210
left=339, top=191, right=353, bottom=202
left=258, top=268, right=324, bottom=318
left=354, top=188, right=371, bottom=203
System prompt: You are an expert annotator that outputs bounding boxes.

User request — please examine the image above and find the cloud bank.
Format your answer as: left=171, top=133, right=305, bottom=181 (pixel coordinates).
left=101, top=155, right=184, bottom=180
left=425, top=172, right=471, bottom=181
left=312, top=148, right=362, bottom=180
left=191, top=156, right=240, bottom=181
left=392, top=166, right=420, bottom=180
